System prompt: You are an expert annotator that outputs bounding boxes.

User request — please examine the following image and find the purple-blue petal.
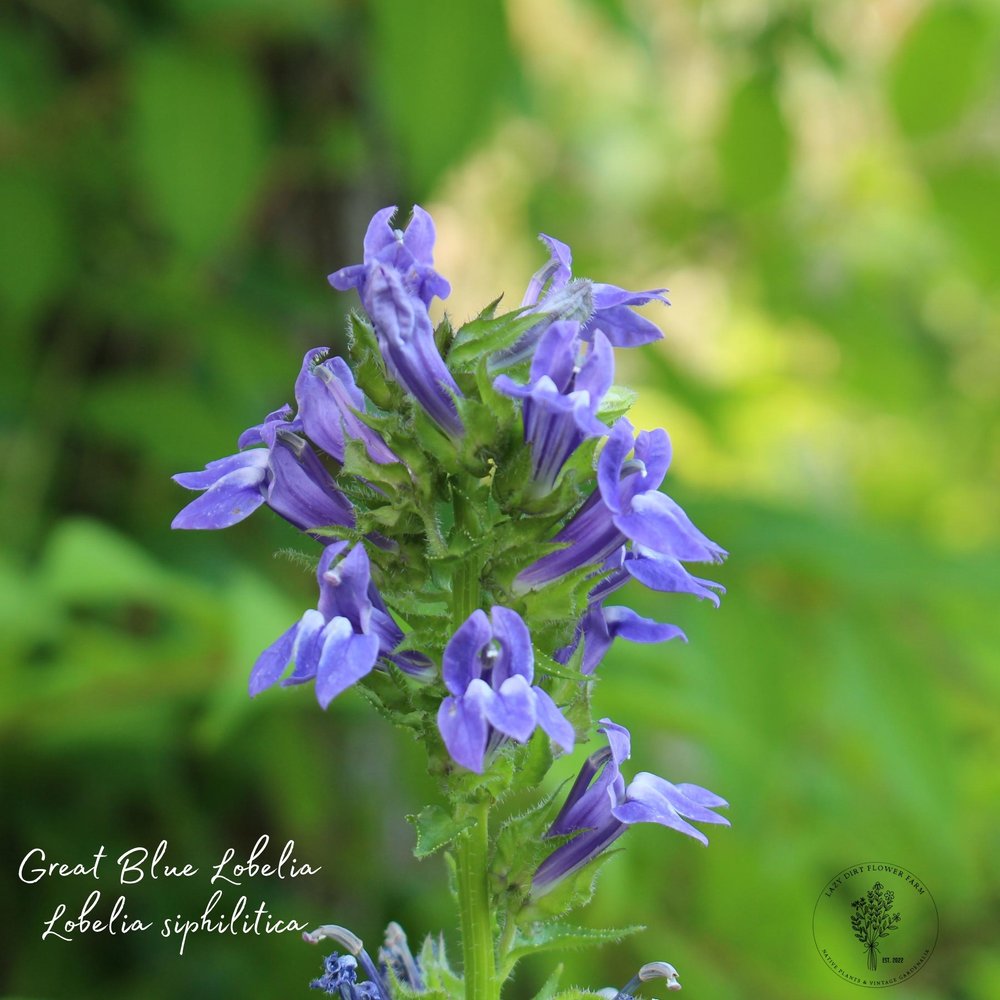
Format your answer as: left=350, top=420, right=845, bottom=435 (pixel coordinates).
left=265, top=435, right=354, bottom=534
left=532, top=687, right=575, bottom=753
left=518, top=380, right=607, bottom=491
left=295, top=349, right=361, bottom=462
left=489, top=605, right=534, bottom=684
left=614, top=771, right=730, bottom=843
left=437, top=680, right=491, bottom=773
left=613, top=491, right=726, bottom=563
left=674, top=782, right=730, bottom=810
left=547, top=720, right=627, bottom=837
left=327, top=262, right=369, bottom=292
left=173, top=450, right=268, bottom=490
left=546, top=746, right=613, bottom=837
left=584, top=304, right=664, bottom=347
left=491, top=374, right=531, bottom=401
left=532, top=821, right=626, bottom=894
left=624, top=550, right=725, bottom=606
left=603, top=606, right=686, bottom=645
left=238, top=405, right=300, bottom=450
left=442, top=610, right=493, bottom=694
left=615, top=771, right=729, bottom=839
left=573, top=330, right=614, bottom=403
left=317, top=543, right=373, bottom=632
left=521, top=234, right=573, bottom=307
left=598, top=718, right=632, bottom=766
left=611, top=795, right=709, bottom=845
left=579, top=607, right=613, bottom=676
left=529, top=321, right=579, bottom=388
left=171, top=466, right=267, bottom=530
left=314, top=621, right=381, bottom=708
left=513, top=490, right=624, bottom=592
left=284, top=608, right=326, bottom=684
left=362, top=206, right=400, bottom=259
left=590, top=282, right=669, bottom=310
left=249, top=621, right=299, bottom=696
left=596, top=419, right=635, bottom=514
left=484, top=674, right=536, bottom=743
left=633, top=428, right=672, bottom=489
left=366, top=264, right=463, bottom=436
left=403, top=205, right=436, bottom=266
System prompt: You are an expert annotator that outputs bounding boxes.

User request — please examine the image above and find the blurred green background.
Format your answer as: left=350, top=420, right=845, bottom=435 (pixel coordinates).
left=2, top=0, right=998, bottom=998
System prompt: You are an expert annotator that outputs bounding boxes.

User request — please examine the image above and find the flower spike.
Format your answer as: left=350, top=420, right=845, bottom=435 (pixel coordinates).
left=173, top=203, right=732, bottom=998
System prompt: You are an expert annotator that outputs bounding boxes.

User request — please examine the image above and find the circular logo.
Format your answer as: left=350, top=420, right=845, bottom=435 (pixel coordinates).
left=813, top=862, right=938, bottom=988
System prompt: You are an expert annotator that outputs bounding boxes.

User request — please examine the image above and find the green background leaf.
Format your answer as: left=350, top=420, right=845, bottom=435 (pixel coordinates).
left=2, top=0, right=998, bottom=997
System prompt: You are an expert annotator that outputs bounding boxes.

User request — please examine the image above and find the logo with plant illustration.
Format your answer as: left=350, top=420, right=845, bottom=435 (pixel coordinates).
left=814, top=863, right=937, bottom=988
left=851, top=882, right=902, bottom=971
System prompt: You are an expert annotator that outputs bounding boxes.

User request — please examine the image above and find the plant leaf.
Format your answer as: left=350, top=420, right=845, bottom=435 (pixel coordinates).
left=406, top=805, right=477, bottom=859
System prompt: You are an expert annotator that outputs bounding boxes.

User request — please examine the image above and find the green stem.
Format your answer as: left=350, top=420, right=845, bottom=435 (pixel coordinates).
left=450, top=479, right=496, bottom=1000
left=456, top=801, right=496, bottom=1000
left=452, top=482, right=482, bottom=624
left=497, top=916, right=519, bottom=981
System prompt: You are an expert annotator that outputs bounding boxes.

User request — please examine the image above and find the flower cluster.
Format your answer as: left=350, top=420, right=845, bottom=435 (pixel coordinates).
left=173, top=206, right=730, bottom=997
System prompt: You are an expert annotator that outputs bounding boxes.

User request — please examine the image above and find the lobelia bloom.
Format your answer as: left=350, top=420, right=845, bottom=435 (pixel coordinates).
left=555, top=599, right=686, bottom=676
left=171, top=406, right=354, bottom=536
left=437, top=606, right=575, bottom=773
left=597, top=961, right=683, bottom=998
left=598, top=543, right=727, bottom=607
left=328, top=206, right=463, bottom=436
left=310, top=954, right=381, bottom=999
left=295, top=347, right=399, bottom=466
left=532, top=719, right=729, bottom=895
left=525, top=234, right=670, bottom=347
left=249, top=541, right=430, bottom=708
left=378, top=922, right=425, bottom=993
left=490, top=234, right=671, bottom=369
left=553, top=544, right=726, bottom=674
left=493, top=321, right=613, bottom=494
left=514, top=417, right=726, bottom=593
left=304, top=924, right=390, bottom=1000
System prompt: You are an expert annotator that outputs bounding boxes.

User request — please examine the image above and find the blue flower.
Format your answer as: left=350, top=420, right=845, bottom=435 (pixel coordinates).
left=491, top=234, right=670, bottom=369
left=437, top=606, right=575, bottom=773
left=493, top=321, right=613, bottom=494
left=295, top=348, right=399, bottom=466
left=600, top=962, right=683, bottom=997
left=250, top=542, right=429, bottom=708
left=310, top=953, right=381, bottom=999
left=523, top=234, right=670, bottom=348
left=378, top=921, right=424, bottom=992
left=171, top=407, right=354, bottom=537
left=552, top=543, right=726, bottom=674
left=532, top=719, right=729, bottom=894
left=303, top=924, right=391, bottom=1000
left=329, top=205, right=450, bottom=308
left=555, top=600, right=686, bottom=676
left=329, top=207, right=462, bottom=436
left=514, top=418, right=725, bottom=592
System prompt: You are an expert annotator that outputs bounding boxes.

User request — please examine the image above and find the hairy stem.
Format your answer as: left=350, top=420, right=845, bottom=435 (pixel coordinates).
left=456, top=802, right=496, bottom=1000
left=452, top=481, right=483, bottom=624
left=451, top=479, right=497, bottom=1000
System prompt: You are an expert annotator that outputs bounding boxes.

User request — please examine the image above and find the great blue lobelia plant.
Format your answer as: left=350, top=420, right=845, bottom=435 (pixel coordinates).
left=172, top=206, right=729, bottom=1000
